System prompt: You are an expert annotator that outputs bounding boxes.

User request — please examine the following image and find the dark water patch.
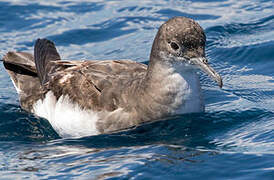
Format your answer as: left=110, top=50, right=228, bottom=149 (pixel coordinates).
left=203, top=87, right=233, bottom=105
left=0, top=104, right=59, bottom=142
left=155, top=9, right=220, bottom=20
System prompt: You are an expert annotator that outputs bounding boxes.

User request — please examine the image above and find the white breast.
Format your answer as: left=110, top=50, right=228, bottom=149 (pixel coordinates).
left=32, top=91, right=99, bottom=138
left=173, top=71, right=204, bottom=114
left=163, top=62, right=204, bottom=114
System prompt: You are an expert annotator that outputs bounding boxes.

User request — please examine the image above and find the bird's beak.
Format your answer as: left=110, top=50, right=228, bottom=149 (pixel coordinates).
left=191, top=57, right=223, bottom=88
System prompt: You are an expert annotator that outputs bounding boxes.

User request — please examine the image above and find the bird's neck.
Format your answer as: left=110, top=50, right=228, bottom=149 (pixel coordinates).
left=136, top=57, right=204, bottom=121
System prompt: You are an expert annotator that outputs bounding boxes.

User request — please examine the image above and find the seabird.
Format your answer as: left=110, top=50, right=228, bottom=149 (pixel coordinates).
left=2, top=17, right=222, bottom=137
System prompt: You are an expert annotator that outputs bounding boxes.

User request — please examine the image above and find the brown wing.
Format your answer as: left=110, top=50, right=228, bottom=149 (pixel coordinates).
left=46, top=60, right=147, bottom=111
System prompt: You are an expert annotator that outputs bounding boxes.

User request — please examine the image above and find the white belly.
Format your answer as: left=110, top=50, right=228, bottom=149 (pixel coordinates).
left=32, top=91, right=99, bottom=138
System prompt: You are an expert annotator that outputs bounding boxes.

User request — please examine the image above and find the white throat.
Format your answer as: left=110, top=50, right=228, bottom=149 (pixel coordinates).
left=154, top=61, right=205, bottom=114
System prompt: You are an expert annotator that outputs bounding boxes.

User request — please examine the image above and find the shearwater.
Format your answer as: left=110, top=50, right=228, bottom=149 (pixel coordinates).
left=2, top=17, right=222, bottom=137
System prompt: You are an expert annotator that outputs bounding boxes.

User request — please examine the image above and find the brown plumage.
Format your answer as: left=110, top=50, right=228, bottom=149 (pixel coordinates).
left=2, top=17, right=223, bottom=137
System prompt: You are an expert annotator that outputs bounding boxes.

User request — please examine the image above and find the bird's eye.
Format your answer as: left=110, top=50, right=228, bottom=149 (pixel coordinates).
left=170, top=42, right=179, bottom=51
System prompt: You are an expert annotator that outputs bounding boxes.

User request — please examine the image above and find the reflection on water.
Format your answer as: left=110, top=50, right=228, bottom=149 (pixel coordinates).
left=2, top=141, right=273, bottom=179
left=4, top=142, right=214, bottom=179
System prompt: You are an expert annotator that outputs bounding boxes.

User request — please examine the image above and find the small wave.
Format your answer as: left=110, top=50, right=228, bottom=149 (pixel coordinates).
left=206, top=15, right=274, bottom=48
left=212, top=115, right=274, bottom=154
left=155, top=8, right=220, bottom=20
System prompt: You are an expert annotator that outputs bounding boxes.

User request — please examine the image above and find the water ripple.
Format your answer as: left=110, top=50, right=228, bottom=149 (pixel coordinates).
left=206, top=15, right=274, bottom=48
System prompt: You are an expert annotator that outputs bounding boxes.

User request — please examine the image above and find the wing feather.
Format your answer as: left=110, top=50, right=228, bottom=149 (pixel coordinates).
left=46, top=60, right=147, bottom=111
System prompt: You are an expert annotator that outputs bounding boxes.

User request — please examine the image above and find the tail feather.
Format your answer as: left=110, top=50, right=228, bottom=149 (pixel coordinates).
left=34, top=38, right=61, bottom=84
left=2, top=38, right=61, bottom=111
left=3, top=61, right=37, bottom=77
left=2, top=52, right=42, bottom=111
left=3, top=52, right=37, bottom=76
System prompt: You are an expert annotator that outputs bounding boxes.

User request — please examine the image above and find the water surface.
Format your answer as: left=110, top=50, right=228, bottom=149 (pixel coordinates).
left=0, top=0, right=273, bottom=179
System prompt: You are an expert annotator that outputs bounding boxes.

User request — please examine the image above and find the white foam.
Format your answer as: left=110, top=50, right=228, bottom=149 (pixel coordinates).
left=32, top=91, right=99, bottom=137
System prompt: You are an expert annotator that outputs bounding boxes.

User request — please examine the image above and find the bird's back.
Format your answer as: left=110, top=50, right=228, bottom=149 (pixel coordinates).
left=44, top=59, right=147, bottom=111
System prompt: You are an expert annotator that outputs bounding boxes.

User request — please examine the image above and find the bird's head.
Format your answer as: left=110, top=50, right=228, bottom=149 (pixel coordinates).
left=150, top=17, right=222, bottom=88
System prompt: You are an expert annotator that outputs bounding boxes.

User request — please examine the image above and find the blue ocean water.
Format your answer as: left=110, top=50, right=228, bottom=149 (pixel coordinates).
left=0, top=0, right=273, bottom=179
